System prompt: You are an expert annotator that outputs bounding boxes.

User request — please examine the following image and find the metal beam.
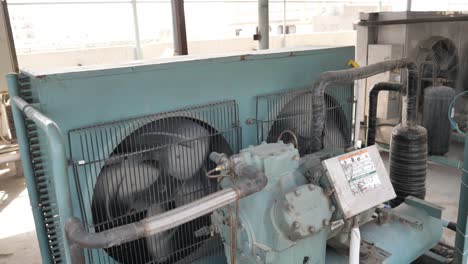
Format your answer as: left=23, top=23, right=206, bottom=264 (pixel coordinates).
left=171, top=0, right=188, bottom=55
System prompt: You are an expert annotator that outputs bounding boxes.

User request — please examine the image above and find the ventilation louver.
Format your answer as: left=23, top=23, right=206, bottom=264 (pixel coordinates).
left=68, top=100, right=240, bottom=263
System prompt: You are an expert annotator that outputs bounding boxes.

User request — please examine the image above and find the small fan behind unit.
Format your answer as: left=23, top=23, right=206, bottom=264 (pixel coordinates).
left=266, top=93, right=351, bottom=155
left=92, top=118, right=232, bottom=263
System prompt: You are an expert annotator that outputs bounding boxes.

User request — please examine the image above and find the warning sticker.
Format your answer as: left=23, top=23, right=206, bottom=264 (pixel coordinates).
left=338, top=149, right=380, bottom=194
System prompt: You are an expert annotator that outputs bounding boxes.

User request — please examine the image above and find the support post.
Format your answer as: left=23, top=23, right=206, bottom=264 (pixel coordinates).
left=131, top=0, right=142, bottom=59
left=258, top=0, right=269, bottom=50
left=281, top=0, right=286, bottom=47
left=171, top=0, right=188, bottom=55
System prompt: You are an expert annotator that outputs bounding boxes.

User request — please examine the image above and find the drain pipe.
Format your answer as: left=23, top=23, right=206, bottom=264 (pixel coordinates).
left=310, top=59, right=417, bottom=152
left=257, top=0, right=269, bottom=50
left=349, top=227, right=361, bottom=264
left=367, top=82, right=404, bottom=146
left=66, top=162, right=267, bottom=263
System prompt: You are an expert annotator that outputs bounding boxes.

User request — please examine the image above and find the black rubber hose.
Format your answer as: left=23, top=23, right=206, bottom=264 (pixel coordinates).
left=310, top=58, right=417, bottom=152
left=367, top=82, right=404, bottom=146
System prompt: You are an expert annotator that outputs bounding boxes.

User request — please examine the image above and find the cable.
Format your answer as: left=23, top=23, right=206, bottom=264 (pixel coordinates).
left=448, top=91, right=468, bottom=136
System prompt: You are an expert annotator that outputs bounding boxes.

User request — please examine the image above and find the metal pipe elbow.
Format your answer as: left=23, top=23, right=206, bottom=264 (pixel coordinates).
left=65, top=217, right=145, bottom=249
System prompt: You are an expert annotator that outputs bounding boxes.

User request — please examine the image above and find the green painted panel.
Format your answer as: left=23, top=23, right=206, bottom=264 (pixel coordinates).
left=20, top=46, right=355, bottom=262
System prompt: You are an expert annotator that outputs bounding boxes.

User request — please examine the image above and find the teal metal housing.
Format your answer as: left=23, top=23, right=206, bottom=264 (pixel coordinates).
left=455, top=136, right=468, bottom=263
left=7, top=46, right=355, bottom=263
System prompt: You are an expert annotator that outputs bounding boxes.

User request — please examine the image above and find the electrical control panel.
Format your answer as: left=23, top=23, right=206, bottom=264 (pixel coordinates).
left=322, top=145, right=396, bottom=218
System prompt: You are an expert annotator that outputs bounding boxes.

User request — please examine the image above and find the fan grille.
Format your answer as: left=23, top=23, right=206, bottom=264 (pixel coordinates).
left=68, top=100, right=240, bottom=264
left=255, top=86, right=354, bottom=155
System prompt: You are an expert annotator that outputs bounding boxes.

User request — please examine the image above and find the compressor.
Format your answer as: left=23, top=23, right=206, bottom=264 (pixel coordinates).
left=209, top=142, right=443, bottom=264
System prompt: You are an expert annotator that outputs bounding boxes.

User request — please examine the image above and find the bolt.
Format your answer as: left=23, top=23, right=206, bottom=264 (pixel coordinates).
left=323, top=219, right=330, bottom=226
left=293, top=221, right=301, bottom=229
left=286, top=203, right=294, bottom=212
left=308, top=184, right=315, bottom=191
left=330, top=205, right=336, bottom=212
left=295, top=189, right=301, bottom=196
left=245, top=118, right=255, bottom=125
left=256, top=255, right=261, bottom=262
left=308, top=226, right=316, bottom=233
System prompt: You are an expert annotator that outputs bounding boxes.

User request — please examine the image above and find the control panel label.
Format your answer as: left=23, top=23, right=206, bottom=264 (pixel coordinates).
left=338, top=149, right=380, bottom=194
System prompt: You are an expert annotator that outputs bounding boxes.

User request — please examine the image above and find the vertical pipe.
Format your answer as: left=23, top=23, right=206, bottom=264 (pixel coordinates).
left=131, top=0, right=142, bottom=60
left=455, top=136, right=468, bottom=263
left=281, top=0, right=286, bottom=47
left=6, top=74, right=52, bottom=263
left=349, top=227, right=361, bottom=264
left=171, top=0, right=188, bottom=55
left=406, top=0, right=412, bottom=11
left=258, top=0, right=269, bottom=50
left=354, top=82, right=363, bottom=149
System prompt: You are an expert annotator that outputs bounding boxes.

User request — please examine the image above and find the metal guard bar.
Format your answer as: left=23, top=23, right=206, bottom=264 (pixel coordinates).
left=6, top=74, right=53, bottom=263
left=9, top=92, right=73, bottom=262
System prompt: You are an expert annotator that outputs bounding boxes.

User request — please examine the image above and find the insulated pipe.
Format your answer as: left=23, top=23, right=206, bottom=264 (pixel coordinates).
left=367, top=82, right=403, bottom=146
left=258, top=0, right=269, bottom=50
left=66, top=163, right=267, bottom=263
left=310, top=59, right=417, bottom=152
left=349, top=227, right=361, bottom=264
left=11, top=96, right=73, bottom=263
left=67, top=188, right=238, bottom=254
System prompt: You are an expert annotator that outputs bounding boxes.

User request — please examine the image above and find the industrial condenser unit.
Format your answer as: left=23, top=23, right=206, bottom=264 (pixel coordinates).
left=7, top=47, right=355, bottom=263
